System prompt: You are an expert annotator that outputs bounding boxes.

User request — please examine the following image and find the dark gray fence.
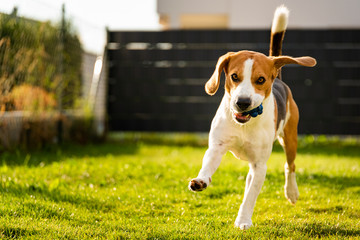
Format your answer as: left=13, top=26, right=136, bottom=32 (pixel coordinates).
left=107, top=30, right=360, bottom=134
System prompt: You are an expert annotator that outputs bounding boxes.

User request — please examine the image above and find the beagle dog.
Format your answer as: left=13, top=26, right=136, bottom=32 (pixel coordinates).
left=188, top=5, right=316, bottom=230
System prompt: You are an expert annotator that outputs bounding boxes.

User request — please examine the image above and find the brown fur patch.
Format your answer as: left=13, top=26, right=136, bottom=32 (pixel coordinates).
left=223, top=51, right=278, bottom=99
left=274, top=97, right=278, bottom=132
left=282, top=91, right=299, bottom=172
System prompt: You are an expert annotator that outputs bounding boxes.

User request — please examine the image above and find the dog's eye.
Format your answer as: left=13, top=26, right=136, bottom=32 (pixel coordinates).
left=256, top=77, right=266, bottom=85
left=231, top=73, right=239, bottom=82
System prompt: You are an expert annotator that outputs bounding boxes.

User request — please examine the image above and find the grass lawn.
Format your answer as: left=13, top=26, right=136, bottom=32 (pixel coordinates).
left=0, top=134, right=360, bottom=239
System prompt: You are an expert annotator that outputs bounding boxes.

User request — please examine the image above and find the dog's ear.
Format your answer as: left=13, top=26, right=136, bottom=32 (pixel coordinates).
left=205, top=52, right=233, bottom=95
left=272, top=56, right=317, bottom=69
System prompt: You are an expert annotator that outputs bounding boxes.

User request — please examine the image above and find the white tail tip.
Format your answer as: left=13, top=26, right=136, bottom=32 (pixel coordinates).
left=271, top=5, right=289, bottom=33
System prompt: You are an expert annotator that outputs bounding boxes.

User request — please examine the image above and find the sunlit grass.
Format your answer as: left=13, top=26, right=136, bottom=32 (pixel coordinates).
left=0, top=135, right=359, bottom=239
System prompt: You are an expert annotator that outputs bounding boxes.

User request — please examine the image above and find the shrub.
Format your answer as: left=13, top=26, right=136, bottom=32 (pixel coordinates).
left=0, top=13, right=82, bottom=109
left=1, top=84, right=56, bottom=112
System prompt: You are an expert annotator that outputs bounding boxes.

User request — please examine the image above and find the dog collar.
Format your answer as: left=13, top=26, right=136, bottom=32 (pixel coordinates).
left=243, top=103, right=263, bottom=117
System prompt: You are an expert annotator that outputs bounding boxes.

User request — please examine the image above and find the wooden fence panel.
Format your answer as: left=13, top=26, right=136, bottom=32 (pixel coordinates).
left=107, top=30, right=360, bottom=134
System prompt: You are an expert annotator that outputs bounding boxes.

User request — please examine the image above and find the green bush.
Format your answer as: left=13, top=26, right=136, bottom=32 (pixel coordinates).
left=0, top=13, right=82, bottom=109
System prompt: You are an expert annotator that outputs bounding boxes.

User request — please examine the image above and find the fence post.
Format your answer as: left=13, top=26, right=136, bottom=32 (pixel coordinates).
left=57, top=3, right=65, bottom=144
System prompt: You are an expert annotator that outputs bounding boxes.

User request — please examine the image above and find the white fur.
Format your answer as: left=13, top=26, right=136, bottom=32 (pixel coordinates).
left=243, top=59, right=253, bottom=82
left=232, top=59, right=254, bottom=104
left=276, top=120, right=285, bottom=139
left=277, top=101, right=291, bottom=142
left=271, top=5, right=289, bottom=33
left=284, top=163, right=299, bottom=204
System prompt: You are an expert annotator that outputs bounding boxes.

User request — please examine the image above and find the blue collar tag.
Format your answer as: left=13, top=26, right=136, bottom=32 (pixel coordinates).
left=242, top=103, right=263, bottom=117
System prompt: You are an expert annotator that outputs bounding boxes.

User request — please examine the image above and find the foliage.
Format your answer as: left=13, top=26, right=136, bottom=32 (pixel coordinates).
left=1, top=84, right=56, bottom=111
left=0, top=136, right=359, bottom=239
left=0, top=13, right=82, bottom=109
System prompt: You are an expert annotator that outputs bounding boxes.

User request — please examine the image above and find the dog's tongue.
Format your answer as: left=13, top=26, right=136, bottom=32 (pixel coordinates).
left=234, top=112, right=251, bottom=122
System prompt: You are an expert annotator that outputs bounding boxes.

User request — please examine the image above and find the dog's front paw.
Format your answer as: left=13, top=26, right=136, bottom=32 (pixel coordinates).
left=188, top=178, right=208, bottom=192
left=234, top=219, right=252, bottom=230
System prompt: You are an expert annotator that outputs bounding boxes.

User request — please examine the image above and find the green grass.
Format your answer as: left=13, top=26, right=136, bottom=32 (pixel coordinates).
left=0, top=134, right=360, bottom=239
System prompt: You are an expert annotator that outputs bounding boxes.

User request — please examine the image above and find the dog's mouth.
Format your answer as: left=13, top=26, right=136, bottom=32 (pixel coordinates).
left=231, top=103, right=264, bottom=124
left=232, top=111, right=251, bottom=124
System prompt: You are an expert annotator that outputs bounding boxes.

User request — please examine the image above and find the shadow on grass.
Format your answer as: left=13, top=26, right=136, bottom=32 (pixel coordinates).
left=0, top=142, right=139, bottom=167
left=264, top=171, right=360, bottom=194
left=1, top=132, right=205, bottom=167
left=298, top=173, right=360, bottom=192
left=262, top=220, right=360, bottom=238
left=262, top=171, right=360, bottom=199
left=111, top=132, right=360, bottom=158
left=109, top=132, right=209, bottom=148
left=308, top=206, right=360, bottom=218
left=0, top=181, right=119, bottom=216
left=0, top=227, right=39, bottom=239
left=297, top=222, right=360, bottom=238
left=272, top=141, right=360, bottom=158
left=1, top=133, right=359, bottom=167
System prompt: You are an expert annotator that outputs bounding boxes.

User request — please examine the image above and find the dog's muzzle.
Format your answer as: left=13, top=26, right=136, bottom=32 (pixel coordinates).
left=232, top=103, right=263, bottom=124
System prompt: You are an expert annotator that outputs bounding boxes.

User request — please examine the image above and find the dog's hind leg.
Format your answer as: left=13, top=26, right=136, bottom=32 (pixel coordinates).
left=281, top=98, right=300, bottom=204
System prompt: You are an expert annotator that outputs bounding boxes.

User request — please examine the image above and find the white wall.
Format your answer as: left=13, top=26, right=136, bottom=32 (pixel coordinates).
left=158, top=0, right=360, bottom=29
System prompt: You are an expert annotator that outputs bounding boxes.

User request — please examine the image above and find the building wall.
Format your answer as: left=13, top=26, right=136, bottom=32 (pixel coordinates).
left=157, top=0, right=360, bottom=29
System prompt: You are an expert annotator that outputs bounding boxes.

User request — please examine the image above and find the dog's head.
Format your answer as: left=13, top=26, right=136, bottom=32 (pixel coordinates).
left=205, top=51, right=316, bottom=124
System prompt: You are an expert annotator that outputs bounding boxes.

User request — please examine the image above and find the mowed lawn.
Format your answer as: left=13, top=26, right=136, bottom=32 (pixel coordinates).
left=0, top=134, right=359, bottom=239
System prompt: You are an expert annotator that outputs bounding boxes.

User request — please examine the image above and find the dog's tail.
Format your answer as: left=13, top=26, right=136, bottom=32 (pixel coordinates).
left=269, top=5, right=289, bottom=57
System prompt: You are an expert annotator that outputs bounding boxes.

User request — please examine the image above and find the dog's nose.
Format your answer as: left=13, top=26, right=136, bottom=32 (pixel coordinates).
left=236, top=98, right=251, bottom=111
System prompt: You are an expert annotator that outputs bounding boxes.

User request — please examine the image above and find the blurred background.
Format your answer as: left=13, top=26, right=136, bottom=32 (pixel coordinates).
left=1, top=0, right=360, bottom=150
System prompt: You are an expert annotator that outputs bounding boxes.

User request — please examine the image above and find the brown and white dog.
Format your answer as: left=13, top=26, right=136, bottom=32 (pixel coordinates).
left=188, top=5, right=316, bottom=230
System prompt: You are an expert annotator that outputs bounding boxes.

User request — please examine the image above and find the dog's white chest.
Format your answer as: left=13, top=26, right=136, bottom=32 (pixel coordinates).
left=228, top=122, right=275, bottom=162
left=211, top=94, right=276, bottom=162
